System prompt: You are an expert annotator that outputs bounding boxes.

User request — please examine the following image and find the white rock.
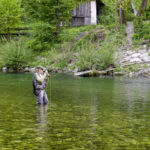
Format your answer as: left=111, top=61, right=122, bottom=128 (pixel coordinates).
left=2, top=67, right=8, bottom=72
left=29, top=68, right=35, bottom=73
left=130, top=58, right=142, bottom=63
left=139, top=50, right=146, bottom=54
left=122, top=57, right=131, bottom=62
left=141, top=56, right=150, bottom=61
left=129, top=72, right=134, bottom=78
left=126, top=51, right=134, bottom=55
left=24, top=67, right=29, bottom=72
left=146, top=56, right=150, bottom=61
left=131, top=53, right=141, bottom=58
left=139, top=53, right=148, bottom=58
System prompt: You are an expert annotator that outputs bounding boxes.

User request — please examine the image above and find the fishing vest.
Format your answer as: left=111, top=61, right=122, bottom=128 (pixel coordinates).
left=33, top=73, right=47, bottom=96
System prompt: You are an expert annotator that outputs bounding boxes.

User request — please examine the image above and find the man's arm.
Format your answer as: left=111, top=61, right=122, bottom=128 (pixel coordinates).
left=35, top=72, right=47, bottom=83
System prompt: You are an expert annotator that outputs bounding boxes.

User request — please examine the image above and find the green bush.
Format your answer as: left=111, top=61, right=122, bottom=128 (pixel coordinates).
left=74, top=42, right=114, bottom=71
left=98, top=6, right=115, bottom=25
left=28, top=23, right=57, bottom=51
left=58, top=26, right=97, bottom=41
left=0, top=39, right=33, bottom=70
left=133, top=17, right=150, bottom=41
left=143, top=6, right=150, bottom=20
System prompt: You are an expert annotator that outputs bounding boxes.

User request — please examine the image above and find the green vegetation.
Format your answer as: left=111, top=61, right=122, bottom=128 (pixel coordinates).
left=0, top=39, right=33, bottom=71
left=31, top=24, right=124, bottom=72
left=28, top=23, right=57, bottom=52
left=0, top=0, right=22, bottom=34
left=0, top=0, right=150, bottom=72
left=133, top=17, right=150, bottom=45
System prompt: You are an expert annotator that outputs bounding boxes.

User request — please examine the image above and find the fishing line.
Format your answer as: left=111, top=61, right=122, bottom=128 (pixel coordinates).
left=50, top=74, right=52, bottom=102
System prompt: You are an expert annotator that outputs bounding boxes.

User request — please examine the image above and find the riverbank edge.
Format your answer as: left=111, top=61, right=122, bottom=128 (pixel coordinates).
left=1, top=66, right=150, bottom=78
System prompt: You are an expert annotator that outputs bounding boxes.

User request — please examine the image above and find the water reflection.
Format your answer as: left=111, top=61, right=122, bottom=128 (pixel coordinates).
left=35, top=104, right=48, bottom=136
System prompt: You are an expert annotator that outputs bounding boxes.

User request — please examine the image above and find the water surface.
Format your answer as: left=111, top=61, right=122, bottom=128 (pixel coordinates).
left=0, top=73, right=150, bottom=149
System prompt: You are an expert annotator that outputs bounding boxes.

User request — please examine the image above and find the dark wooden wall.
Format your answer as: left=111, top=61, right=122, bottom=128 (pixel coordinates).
left=73, top=2, right=91, bottom=17
left=70, top=0, right=104, bottom=26
left=71, top=2, right=91, bottom=26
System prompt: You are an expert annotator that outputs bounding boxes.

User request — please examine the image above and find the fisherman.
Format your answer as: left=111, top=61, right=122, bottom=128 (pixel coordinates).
left=33, top=66, right=50, bottom=105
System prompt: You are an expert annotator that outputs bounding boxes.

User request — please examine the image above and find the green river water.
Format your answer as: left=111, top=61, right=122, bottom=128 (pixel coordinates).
left=1, top=73, right=150, bottom=150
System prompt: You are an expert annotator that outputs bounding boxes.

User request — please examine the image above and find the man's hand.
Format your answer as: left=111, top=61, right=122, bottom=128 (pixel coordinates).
left=45, top=70, right=50, bottom=77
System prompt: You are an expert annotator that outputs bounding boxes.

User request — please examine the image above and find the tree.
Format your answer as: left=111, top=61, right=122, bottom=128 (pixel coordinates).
left=138, top=0, right=148, bottom=16
left=119, top=0, right=127, bottom=24
left=102, top=0, right=150, bottom=24
left=23, top=0, right=75, bottom=34
left=23, top=0, right=90, bottom=34
left=22, top=0, right=90, bottom=51
left=0, top=0, right=22, bottom=34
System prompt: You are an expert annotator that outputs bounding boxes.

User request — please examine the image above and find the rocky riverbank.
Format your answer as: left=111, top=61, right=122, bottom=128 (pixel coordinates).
left=1, top=22, right=150, bottom=78
left=1, top=43, right=150, bottom=78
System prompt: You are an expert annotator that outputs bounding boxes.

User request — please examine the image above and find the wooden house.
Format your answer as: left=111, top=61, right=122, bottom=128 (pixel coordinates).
left=71, top=0, right=104, bottom=26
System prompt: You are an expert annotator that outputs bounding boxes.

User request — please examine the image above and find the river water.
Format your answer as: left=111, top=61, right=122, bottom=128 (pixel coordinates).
left=0, top=73, right=150, bottom=149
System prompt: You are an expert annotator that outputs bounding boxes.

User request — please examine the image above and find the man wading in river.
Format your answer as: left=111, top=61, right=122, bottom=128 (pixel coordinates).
left=33, top=66, right=50, bottom=105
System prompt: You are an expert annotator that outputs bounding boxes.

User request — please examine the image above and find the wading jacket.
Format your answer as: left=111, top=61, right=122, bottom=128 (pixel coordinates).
left=33, top=73, right=47, bottom=96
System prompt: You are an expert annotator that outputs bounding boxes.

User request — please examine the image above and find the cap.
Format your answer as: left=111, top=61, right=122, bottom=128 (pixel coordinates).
left=37, top=66, right=45, bottom=70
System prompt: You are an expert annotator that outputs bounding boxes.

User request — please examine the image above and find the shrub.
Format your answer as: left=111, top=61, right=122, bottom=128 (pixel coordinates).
left=0, top=39, right=33, bottom=70
left=28, top=23, right=57, bottom=52
left=74, top=42, right=114, bottom=71
left=143, top=6, right=150, bottom=20
left=58, top=25, right=96, bottom=42
left=133, top=17, right=150, bottom=41
left=98, top=6, right=115, bottom=25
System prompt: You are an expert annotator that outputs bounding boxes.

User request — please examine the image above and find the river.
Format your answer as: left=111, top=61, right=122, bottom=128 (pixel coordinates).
left=0, top=73, right=150, bottom=149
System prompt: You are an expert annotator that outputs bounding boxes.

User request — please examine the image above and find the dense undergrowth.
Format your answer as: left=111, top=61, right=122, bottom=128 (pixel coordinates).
left=0, top=38, right=34, bottom=71
left=0, top=0, right=150, bottom=72
left=133, top=18, right=150, bottom=47
left=29, top=24, right=126, bottom=72
left=0, top=24, right=126, bottom=72
left=0, top=2, right=150, bottom=72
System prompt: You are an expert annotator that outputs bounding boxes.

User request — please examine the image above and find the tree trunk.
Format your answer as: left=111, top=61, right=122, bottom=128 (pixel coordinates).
left=56, top=0, right=60, bottom=35
left=7, top=28, right=10, bottom=40
left=119, top=0, right=126, bottom=24
left=56, top=12, right=60, bottom=35
left=115, top=0, right=118, bottom=24
left=137, top=0, right=148, bottom=16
